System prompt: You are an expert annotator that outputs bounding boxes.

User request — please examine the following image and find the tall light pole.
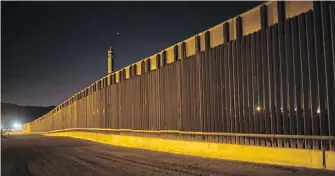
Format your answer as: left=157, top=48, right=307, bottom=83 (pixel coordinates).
left=108, top=47, right=115, bottom=75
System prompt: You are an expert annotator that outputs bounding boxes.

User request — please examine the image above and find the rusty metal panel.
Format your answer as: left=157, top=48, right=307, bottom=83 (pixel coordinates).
left=210, top=25, right=224, bottom=47
left=285, top=1, right=313, bottom=19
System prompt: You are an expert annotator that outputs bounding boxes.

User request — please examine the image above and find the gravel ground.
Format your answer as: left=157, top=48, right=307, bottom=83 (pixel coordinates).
left=1, top=134, right=335, bottom=176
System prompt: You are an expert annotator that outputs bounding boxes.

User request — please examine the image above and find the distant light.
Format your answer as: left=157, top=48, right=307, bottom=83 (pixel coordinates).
left=13, top=123, right=18, bottom=129
left=256, top=106, right=261, bottom=112
left=116, top=32, right=120, bottom=35
left=317, top=107, right=321, bottom=114
left=12, top=121, right=22, bottom=130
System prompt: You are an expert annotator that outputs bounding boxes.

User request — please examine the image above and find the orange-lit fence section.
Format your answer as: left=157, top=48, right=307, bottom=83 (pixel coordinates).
left=25, top=1, right=334, bottom=151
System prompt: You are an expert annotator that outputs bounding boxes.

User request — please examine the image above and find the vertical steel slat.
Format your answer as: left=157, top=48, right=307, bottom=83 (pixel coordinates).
left=154, top=70, right=157, bottom=130
left=162, top=66, right=166, bottom=130
left=200, top=51, right=205, bottom=132
left=213, top=48, right=218, bottom=132
left=180, top=56, right=185, bottom=131
left=159, top=67, right=162, bottom=130
left=267, top=27, right=276, bottom=146
left=209, top=49, right=214, bottom=132
left=232, top=40, right=237, bottom=135
left=292, top=17, right=304, bottom=150
left=185, top=56, right=189, bottom=131
left=214, top=47, right=220, bottom=132
left=163, top=64, right=166, bottom=130
left=202, top=51, right=207, bottom=132
left=237, top=33, right=243, bottom=135
left=314, top=2, right=327, bottom=143
left=155, top=69, right=159, bottom=130
left=242, top=35, right=249, bottom=138
left=197, top=54, right=202, bottom=132
left=220, top=45, right=225, bottom=132
left=147, top=72, right=151, bottom=130
left=157, top=70, right=160, bottom=130
left=187, top=55, right=192, bottom=132
left=251, top=33, right=257, bottom=143
left=186, top=55, right=190, bottom=132
left=330, top=2, right=335, bottom=151
left=285, top=19, right=297, bottom=148
left=224, top=42, right=231, bottom=133
left=204, top=50, right=209, bottom=132
left=233, top=40, right=239, bottom=143
left=132, top=74, right=136, bottom=129
left=255, top=31, right=262, bottom=136
left=279, top=19, right=289, bottom=148
left=176, top=61, right=182, bottom=131
left=261, top=29, right=268, bottom=137
left=146, top=68, right=149, bottom=130
left=173, top=60, right=180, bottom=130
left=273, top=24, right=283, bottom=147
left=139, top=74, right=143, bottom=130
left=254, top=31, right=262, bottom=145
left=233, top=41, right=239, bottom=133
left=219, top=45, right=226, bottom=133
left=167, top=65, right=171, bottom=130
left=241, top=37, right=248, bottom=143
left=246, top=35, right=253, bottom=136
left=263, top=29, right=270, bottom=143
left=298, top=13, right=312, bottom=149
left=321, top=2, right=335, bottom=151
left=217, top=46, right=223, bottom=133
left=212, top=47, right=217, bottom=132
left=203, top=51, right=208, bottom=137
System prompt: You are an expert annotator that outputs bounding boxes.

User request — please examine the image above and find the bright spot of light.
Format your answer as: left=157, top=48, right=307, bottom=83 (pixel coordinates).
left=12, top=121, right=22, bottom=130
left=256, top=106, right=261, bottom=112
left=116, top=32, right=120, bottom=35
left=13, top=122, right=19, bottom=129
left=317, top=107, right=321, bottom=114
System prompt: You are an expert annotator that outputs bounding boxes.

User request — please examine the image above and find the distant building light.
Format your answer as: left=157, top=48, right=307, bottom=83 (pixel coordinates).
left=12, top=121, right=22, bottom=131
left=256, top=106, right=261, bottom=112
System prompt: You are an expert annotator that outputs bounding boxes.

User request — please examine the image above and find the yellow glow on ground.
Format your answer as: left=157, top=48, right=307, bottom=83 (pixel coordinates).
left=44, top=131, right=334, bottom=170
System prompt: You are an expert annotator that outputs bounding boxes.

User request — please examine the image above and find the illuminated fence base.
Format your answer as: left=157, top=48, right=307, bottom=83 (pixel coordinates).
left=44, top=128, right=335, bottom=170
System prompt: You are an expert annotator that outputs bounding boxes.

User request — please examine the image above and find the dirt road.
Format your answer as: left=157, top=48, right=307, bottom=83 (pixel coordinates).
left=1, top=134, right=334, bottom=176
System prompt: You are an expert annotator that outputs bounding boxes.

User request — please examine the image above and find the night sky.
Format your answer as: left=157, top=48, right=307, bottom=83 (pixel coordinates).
left=2, top=1, right=262, bottom=107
